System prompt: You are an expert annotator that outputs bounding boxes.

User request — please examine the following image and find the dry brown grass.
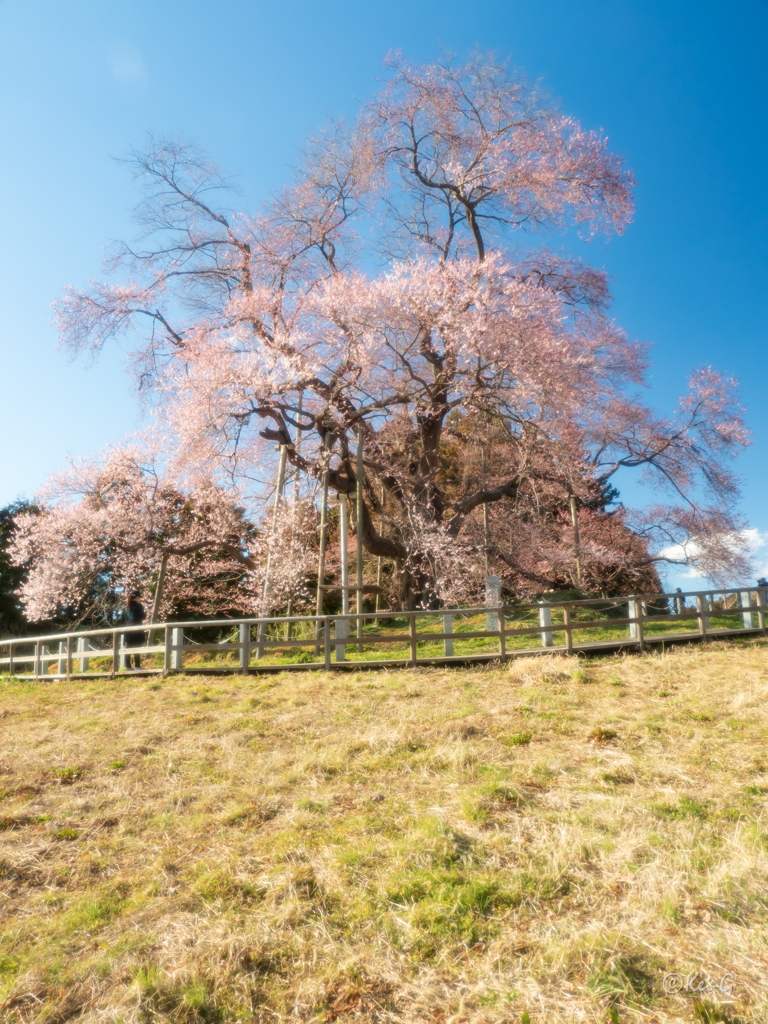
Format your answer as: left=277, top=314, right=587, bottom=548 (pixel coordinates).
left=1, top=638, right=768, bottom=1023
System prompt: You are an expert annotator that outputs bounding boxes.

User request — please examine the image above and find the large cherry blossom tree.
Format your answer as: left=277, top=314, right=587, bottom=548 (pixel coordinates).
left=46, top=52, right=750, bottom=609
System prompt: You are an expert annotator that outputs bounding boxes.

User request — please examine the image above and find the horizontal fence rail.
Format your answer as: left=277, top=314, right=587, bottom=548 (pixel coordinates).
left=1, top=586, right=766, bottom=680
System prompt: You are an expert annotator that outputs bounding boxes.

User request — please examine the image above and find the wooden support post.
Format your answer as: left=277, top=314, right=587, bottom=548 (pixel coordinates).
left=112, top=632, right=120, bottom=676
left=323, top=618, right=331, bottom=671
left=258, top=444, right=288, bottom=657
left=8, top=642, right=14, bottom=677
left=483, top=502, right=490, bottom=576
left=498, top=610, right=506, bottom=662
left=337, top=501, right=351, bottom=658
left=409, top=613, right=418, bottom=667
left=66, top=635, right=73, bottom=680
left=538, top=602, right=553, bottom=648
left=570, top=495, right=582, bottom=585
left=57, top=640, right=66, bottom=676
left=287, top=390, right=303, bottom=642
left=314, top=469, right=330, bottom=654
left=239, top=623, right=250, bottom=673
left=374, top=484, right=385, bottom=616
left=563, top=606, right=573, bottom=655
left=636, top=601, right=646, bottom=652
left=340, top=497, right=350, bottom=616
left=150, top=551, right=169, bottom=638
left=356, top=428, right=364, bottom=653
left=293, top=391, right=303, bottom=500
left=34, top=640, right=42, bottom=679
left=443, top=614, right=454, bottom=657
left=697, top=594, right=709, bottom=640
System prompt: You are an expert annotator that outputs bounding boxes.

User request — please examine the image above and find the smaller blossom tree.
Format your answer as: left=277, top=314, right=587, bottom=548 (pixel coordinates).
left=9, top=445, right=316, bottom=625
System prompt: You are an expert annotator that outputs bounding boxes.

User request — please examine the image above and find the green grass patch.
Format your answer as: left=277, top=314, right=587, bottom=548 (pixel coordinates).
left=1, top=644, right=767, bottom=1022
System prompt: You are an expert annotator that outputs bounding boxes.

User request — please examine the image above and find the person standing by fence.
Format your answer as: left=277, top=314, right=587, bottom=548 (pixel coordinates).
left=124, top=590, right=145, bottom=669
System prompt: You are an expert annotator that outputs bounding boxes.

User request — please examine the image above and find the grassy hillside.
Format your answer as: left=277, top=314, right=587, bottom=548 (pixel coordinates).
left=1, top=640, right=768, bottom=1023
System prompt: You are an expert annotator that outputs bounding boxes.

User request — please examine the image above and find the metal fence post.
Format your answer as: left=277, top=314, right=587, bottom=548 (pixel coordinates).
left=539, top=602, right=553, bottom=648
left=171, top=627, right=183, bottom=671
left=485, top=575, right=501, bottom=632
left=323, top=618, right=331, bottom=670
left=76, top=636, right=89, bottom=673
left=443, top=613, right=454, bottom=657
left=741, top=591, right=754, bottom=630
left=239, top=623, right=250, bottom=673
left=335, top=617, right=348, bottom=662
left=163, top=626, right=172, bottom=675
left=34, top=640, right=42, bottom=679
left=628, top=599, right=639, bottom=640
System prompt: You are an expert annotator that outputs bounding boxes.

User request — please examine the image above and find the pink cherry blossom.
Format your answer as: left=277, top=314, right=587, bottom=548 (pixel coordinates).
left=33, top=53, right=751, bottom=612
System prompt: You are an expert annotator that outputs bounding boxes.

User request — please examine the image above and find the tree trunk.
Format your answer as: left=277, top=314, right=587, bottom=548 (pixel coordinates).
left=391, top=558, right=435, bottom=611
left=150, top=552, right=170, bottom=624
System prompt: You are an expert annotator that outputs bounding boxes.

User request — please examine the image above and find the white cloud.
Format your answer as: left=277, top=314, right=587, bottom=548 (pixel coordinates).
left=657, top=528, right=768, bottom=583
left=734, top=528, right=768, bottom=579
left=656, top=539, right=704, bottom=575
left=742, top=528, right=768, bottom=552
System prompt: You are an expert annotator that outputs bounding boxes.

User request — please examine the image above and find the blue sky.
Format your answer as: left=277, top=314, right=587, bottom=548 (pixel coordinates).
left=1, top=0, right=767, bottom=586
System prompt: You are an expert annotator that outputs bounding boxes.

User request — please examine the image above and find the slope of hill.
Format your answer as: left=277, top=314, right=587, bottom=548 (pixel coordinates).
left=1, top=641, right=767, bottom=1023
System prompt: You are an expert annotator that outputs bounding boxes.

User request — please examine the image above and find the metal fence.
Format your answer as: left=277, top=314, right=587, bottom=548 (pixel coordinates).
left=1, top=586, right=765, bottom=680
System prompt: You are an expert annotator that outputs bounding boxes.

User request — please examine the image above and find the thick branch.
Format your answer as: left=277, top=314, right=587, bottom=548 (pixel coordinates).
left=447, top=478, right=520, bottom=537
